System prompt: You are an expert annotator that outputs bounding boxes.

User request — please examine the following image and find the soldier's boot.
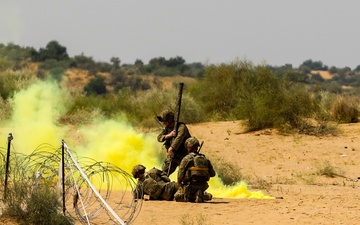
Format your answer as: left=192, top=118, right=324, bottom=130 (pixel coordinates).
left=203, top=192, right=212, bottom=201
left=195, top=190, right=204, bottom=203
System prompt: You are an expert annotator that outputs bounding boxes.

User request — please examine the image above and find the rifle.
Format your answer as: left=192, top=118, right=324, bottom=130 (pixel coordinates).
left=197, top=141, right=204, bottom=153
left=167, top=82, right=184, bottom=177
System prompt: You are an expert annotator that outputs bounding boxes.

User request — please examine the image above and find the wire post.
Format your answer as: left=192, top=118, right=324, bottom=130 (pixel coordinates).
left=61, top=139, right=66, bottom=214
left=4, top=133, right=13, bottom=200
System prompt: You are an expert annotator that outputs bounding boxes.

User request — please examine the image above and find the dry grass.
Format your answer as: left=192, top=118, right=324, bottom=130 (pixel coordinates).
left=179, top=213, right=213, bottom=225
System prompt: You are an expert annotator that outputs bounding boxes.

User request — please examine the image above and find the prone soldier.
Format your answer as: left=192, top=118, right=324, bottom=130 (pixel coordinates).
left=132, top=164, right=178, bottom=201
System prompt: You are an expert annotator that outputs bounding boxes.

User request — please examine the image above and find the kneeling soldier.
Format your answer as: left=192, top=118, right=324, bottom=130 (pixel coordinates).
left=174, top=137, right=215, bottom=203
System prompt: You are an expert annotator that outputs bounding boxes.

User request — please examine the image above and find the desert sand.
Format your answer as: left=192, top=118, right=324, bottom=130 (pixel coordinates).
left=133, top=121, right=360, bottom=225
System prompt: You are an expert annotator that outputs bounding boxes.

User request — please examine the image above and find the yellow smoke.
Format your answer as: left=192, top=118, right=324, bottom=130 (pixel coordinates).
left=1, top=80, right=273, bottom=199
left=74, top=119, right=161, bottom=170
left=208, top=177, right=274, bottom=199
left=1, top=81, right=67, bottom=153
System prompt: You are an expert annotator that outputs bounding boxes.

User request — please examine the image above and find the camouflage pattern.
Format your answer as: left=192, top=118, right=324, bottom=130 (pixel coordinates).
left=185, top=137, right=200, bottom=148
left=174, top=183, right=211, bottom=202
left=178, top=152, right=215, bottom=184
left=134, top=167, right=178, bottom=200
left=175, top=151, right=216, bottom=202
left=157, top=109, right=174, bottom=122
left=132, top=164, right=146, bottom=178
left=162, top=157, right=182, bottom=177
left=160, top=181, right=178, bottom=200
left=157, top=122, right=191, bottom=175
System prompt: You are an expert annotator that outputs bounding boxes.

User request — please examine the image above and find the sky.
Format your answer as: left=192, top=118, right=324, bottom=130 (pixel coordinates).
left=1, top=0, right=360, bottom=69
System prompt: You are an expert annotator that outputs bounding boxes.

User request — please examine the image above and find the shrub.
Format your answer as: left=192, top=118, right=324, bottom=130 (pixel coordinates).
left=62, top=85, right=206, bottom=128
left=180, top=213, right=212, bottom=225
left=212, top=157, right=243, bottom=185
left=84, top=75, right=107, bottom=95
left=191, top=60, right=323, bottom=132
left=191, top=60, right=253, bottom=120
left=316, top=161, right=343, bottom=178
left=0, top=69, right=36, bottom=100
left=234, top=65, right=319, bottom=131
left=0, top=96, right=12, bottom=122
left=330, top=95, right=359, bottom=123
left=3, top=181, right=73, bottom=225
left=117, top=87, right=206, bottom=128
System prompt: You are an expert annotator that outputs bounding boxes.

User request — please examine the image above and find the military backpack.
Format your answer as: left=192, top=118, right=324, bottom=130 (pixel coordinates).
left=187, top=153, right=210, bottom=183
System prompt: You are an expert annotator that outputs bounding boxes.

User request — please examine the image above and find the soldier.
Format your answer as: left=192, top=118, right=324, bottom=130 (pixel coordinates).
left=132, top=164, right=178, bottom=201
left=174, top=137, right=215, bottom=203
left=157, top=109, right=191, bottom=176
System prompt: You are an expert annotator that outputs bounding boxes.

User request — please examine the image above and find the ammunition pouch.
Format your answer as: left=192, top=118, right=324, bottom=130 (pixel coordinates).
left=174, top=185, right=191, bottom=202
left=187, top=167, right=210, bottom=183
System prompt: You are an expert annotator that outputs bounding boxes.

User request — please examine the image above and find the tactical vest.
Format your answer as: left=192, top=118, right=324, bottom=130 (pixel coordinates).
left=142, top=175, right=166, bottom=199
left=187, top=153, right=210, bottom=183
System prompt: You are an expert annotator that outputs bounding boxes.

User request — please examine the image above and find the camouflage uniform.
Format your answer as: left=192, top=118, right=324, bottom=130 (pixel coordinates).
left=175, top=150, right=216, bottom=202
left=157, top=110, right=191, bottom=176
left=133, top=166, right=178, bottom=201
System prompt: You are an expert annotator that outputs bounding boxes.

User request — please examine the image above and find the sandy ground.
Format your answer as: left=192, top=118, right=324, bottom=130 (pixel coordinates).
left=133, top=121, right=360, bottom=225
left=2, top=121, right=360, bottom=225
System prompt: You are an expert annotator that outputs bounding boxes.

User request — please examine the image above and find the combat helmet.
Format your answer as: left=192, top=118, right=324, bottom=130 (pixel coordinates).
left=132, top=164, right=146, bottom=178
left=185, top=137, right=200, bottom=149
left=157, top=109, right=174, bottom=123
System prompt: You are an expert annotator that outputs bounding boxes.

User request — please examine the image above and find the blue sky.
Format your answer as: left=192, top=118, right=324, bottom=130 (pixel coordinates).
left=1, top=0, right=359, bottom=68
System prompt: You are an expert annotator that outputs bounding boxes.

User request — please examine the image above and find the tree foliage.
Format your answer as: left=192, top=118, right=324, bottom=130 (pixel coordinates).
left=32, top=40, right=69, bottom=62
left=84, top=75, right=107, bottom=95
left=300, top=59, right=328, bottom=71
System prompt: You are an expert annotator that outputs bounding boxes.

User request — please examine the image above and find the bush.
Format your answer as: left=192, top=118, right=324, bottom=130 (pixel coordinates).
left=62, top=85, right=205, bottom=128
left=212, top=157, right=243, bottom=185
left=316, top=161, right=341, bottom=178
left=3, top=181, right=73, bottom=225
left=84, top=75, right=107, bottom=95
left=0, top=97, right=12, bottom=123
left=0, top=69, right=36, bottom=100
left=330, top=95, right=359, bottom=123
left=191, top=60, right=322, bottom=132
left=191, top=60, right=253, bottom=120
left=115, top=87, right=206, bottom=128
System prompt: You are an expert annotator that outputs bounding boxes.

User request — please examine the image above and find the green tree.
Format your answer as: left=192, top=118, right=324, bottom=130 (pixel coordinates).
left=135, top=59, right=144, bottom=67
left=148, top=57, right=167, bottom=67
left=167, top=56, right=185, bottom=67
left=329, top=66, right=338, bottom=74
left=300, top=59, right=328, bottom=71
left=84, top=75, right=107, bottom=95
left=110, top=57, right=121, bottom=69
left=354, top=65, right=360, bottom=72
left=34, top=40, right=69, bottom=61
left=73, top=54, right=96, bottom=71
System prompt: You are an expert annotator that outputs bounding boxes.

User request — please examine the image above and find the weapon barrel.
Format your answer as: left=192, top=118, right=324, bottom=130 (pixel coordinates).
left=174, top=82, right=184, bottom=136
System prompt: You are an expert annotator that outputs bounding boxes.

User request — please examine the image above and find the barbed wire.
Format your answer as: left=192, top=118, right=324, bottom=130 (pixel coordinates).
left=0, top=141, right=143, bottom=225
